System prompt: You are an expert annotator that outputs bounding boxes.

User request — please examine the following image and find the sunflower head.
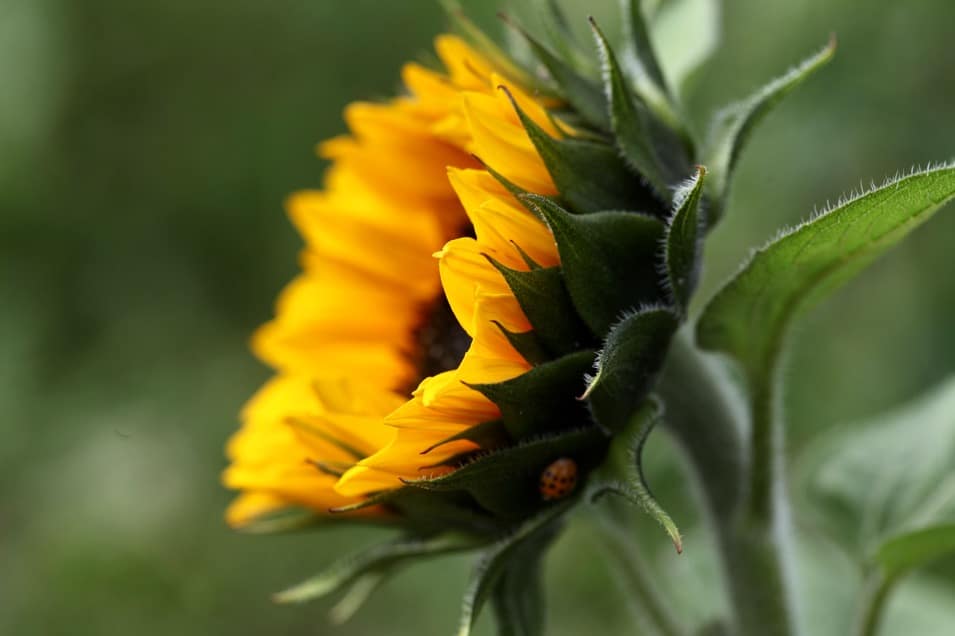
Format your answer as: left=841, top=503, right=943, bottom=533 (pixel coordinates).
left=222, top=0, right=833, bottom=631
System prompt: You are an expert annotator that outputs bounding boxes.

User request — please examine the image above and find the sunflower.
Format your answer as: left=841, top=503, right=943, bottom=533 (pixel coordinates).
left=223, top=35, right=569, bottom=526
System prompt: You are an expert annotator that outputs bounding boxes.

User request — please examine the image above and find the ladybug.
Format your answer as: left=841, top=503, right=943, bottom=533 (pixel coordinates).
left=539, top=458, right=578, bottom=501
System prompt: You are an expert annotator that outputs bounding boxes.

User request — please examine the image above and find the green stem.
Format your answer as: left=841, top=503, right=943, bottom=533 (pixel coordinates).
left=592, top=508, right=688, bottom=636
left=658, top=332, right=801, bottom=636
left=853, top=572, right=895, bottom=636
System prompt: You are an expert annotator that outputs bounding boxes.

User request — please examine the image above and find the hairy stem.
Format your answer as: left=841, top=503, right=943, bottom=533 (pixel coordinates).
left=853, top=571, right=895, bottom=636
left=592, top=508, right=688, bottom=636
left=658, top=331, right=801, bottom=636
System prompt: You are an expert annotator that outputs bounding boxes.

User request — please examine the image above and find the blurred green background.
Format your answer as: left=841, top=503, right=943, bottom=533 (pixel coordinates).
left=2, top=0, right=953, bottom=634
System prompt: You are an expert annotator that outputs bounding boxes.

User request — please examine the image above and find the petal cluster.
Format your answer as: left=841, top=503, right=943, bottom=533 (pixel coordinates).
left=224, top=35, right=563, bottom=526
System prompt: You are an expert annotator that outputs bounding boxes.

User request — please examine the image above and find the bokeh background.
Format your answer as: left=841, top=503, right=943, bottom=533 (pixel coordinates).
left=2, top=0, right=953, bottom=634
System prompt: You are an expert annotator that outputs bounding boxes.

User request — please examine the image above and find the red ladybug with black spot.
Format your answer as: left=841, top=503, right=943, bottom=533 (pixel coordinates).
left=539, top=458, right=578, bottom=500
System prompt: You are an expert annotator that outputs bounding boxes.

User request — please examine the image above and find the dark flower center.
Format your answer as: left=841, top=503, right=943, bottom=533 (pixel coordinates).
left=412, top=295, right=471, bottom=385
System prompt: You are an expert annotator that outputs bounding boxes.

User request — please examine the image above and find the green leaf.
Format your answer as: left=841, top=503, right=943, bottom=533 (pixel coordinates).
left=649, top=0, right=721, bottom=96
left=589, top=399, right=683, bottom=552
left=500, top=86, right=662, bottom=214
left=702, top=37, right=836, bottom=224
left=664, top=165, right=707, bottom=312
left=591, top=19, right=690, bottom=199
left=877, top=526, right=955, bottom=579
left=273, top=532, right=478, bottom=604
left=582, top=307, right=679, bottom=432
left=458, top=502, right=571, bottom=636
left=468, top=350, right=596, bottom=439
left=519, top=194, right=666, bottom=336
left=798, top=376, right=955, bottom=578
left=503, top=16, right=609, bottom=130
left=697, top=165, right=955, bottom=384
left=485, top=257, right=588, bottom=357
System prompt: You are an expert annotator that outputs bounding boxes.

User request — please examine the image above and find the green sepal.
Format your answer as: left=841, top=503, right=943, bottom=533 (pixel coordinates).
left=702, top=36, right=836, bottom=226
left=582, top=306, right=679, bottom=432
left=503, top=16, right=610, bottom=130
left=485, top=255, right=588, bottom=356
left=664, top=165, right=707, bottom=313
left=458, top=501, right=572, bottom=636
left=588, top=399, right=683, bottom=553
left=421, top=418, right=512, bottom=456
left=404, top=426, right=608, bottom=519
left=492, top=321, right=551, bottom=365
left=697, top=165, right=955, bottom=385
left=331, top=487, right=502, bottom=536
left=591, top=18, right=691, bottom=201
left=467, top=350, right=596, bottom=439
left=519, top=194, right=666, bottom=336
left=273, top=532, right=480, bottom=604
left=500, top=86, right=662, bottom=215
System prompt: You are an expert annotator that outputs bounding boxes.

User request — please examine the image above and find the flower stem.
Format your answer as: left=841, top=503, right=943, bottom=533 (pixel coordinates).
left=591, top=508, right=688, bottom=636
left=658, top=332, right=801, bottom=636
left=853, top=572, right=895, bottom=636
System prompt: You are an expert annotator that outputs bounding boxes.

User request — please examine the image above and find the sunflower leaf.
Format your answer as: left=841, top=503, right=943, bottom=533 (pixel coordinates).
left=458, top=503, right=570, bottom=636
left=583, top=307, right=679, bottom=433
left=500, top=86, right=662, bottom=214
left=798, top=377, right=955, bottom=579
left=519, top=194, right=666, bottom=336
left=273, top=532, right=477, bottom=604
left=485, top=257, right=588, bottom=356
left=664, top=165, right=707, bottom=312
left=703, top=37, right=835, bottom=225
left=697, top=165, right=955, bottom=385
left=467, top=350, right=596, bottom=439
left=591, top=18, right=690, bottom=200
left=503, top=16, right=609, bottom=130
left=589, top=399, right=683, bottom=553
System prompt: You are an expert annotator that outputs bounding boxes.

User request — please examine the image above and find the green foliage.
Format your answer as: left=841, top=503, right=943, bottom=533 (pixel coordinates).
left=467, top=350, right=596, bottom=439
left=702, top=38, right=836, bottom=224
left=799, top=377, right=955, bottom=578
left=664, top=166, right=706, bottom=312
left=583, top=308, right=679, bottom=433
left=588, top=399, right=682, bottom=552
left=458, top=503, right=571, bottom=636
left=503, top=87, right=662, bottom=214
left=697, top=165, right=955, bottom=384
left=485, top=257, right=586, bottom=357
left=274, top=533, right=478, bottom=604
left=520, top=194, right=666, bottom=336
